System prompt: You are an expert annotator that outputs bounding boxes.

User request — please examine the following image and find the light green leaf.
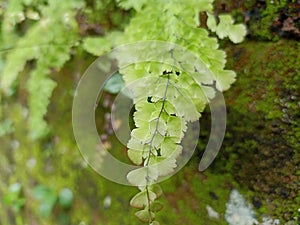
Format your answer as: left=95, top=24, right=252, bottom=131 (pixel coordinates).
left=150, top=221, right=160, bottom=225
left=151, top=133, right=164, bottom=148
left=82, top=37, right=111, bottom=56
left=127, top=167, right=158, bottom=186
left=135, top=209, right=155, bottom=223
left=149, top=184, right=163, bottom=198
left=147, top=156, right=177, bottom=177
left=164, top=100, right=177, bottom=115
left=128, top=149, right=144, bottom=165
left=169, top=94, right=200, bottom=122
left=130, top=190, right=157, bottom=209
left=131, top=126, right=152, bottom=143
left=160, top=138, right=183, bottom=157
left=228, top=24, right=247, bottom=44
left=134, top=101, right=160, bottom=125
left=214, top=14, right=247, bottom=44
left=150, top=201, right=163, bottom=212
left=216, top=14, right=233, bottom=39
left=207, top=13, right=217, bottom=32
left=166, top=116, right=186, bottom=139
left=149, top=119, right=167, bottom=136
left=212, top=69, right=236, bottom=91
left=127, top=136, right=144, bottom=150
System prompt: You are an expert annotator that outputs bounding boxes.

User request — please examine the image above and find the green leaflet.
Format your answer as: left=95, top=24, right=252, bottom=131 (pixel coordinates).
left=149, top=201, right=163, bottom=212
left=207, top=12, right=217, bottom=32
left=160, top=138, right=183, bottom=158
left=149, top=184, right=163, bottom=198
left=83, top=31, right=122, bottom=56
left=207, top=13, right=247, bottom=44
left=146, top=156, right=177, bottom=177
left=128, top=149, right=144, bottom=165
left=83, top=37, right=112, bottom=57
left=135, top=209, right=155, bottom=223
left=27, top=70, right=57, bottom=139
left=149, top=119, right=167, bottom=136
left=130, top=190, right=157, bottom=209
left=166, top=116, right=186, bottom=140
left=127, top=167, right=158, bottom=187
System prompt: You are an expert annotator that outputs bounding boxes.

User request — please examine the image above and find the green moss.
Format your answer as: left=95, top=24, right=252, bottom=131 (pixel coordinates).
left=155, top=158, right=242, bottom=225
left=222, top=40, right=300, bottom=222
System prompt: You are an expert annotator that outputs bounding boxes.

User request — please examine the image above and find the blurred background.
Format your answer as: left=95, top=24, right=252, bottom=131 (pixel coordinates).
left=0, top=0, right=299, bottom=224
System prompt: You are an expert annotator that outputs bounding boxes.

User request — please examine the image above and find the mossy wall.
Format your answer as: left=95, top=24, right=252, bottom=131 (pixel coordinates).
left=222, top=40, right=300, bottom=221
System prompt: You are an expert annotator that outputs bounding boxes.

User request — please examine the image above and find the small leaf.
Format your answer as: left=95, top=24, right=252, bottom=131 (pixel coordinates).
left=212, top=69, right=236, bottom=91
left=135, top=209, right=155, bottom=222
left=128, top=149, right=144, bottom=165
left=228, top=24, right=247, bottom=44
left=131, top=126, right=152, bottom=143
left=169, top=94, right=200, bottom=122
left=127, top=167, right=158, bottom=186
left=150, top=201, right=163, bottom=212
left=127, top=137, right=145, bottom=150
left=134, top=102, right=160, bottom=125
left=149, top=185, right=163, bottom=198
left=216, top=14, right=233, bottom=39
left=130, top=190, right=157, bottom=209
left=160, top=138, right=183, bottom=157
left=207, top=13, right=217, bottom=32
left=166, top=116, right=186, bottom=139
left=147, top=157, right=177, bottom=177
left=82, top=37, right=111, bottom=56
left=164, top=100, right=176, bottom=115
left=214, top=14, right=246, bottom=44
left=149, top=119, right=167, bottom=136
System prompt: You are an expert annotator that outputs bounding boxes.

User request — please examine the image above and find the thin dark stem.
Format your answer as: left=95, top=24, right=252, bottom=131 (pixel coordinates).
left=145, top=72, right=171, bottom=224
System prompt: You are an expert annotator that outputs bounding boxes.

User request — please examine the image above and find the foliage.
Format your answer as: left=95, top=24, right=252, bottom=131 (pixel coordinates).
left=0, top=0, right=85, bottom=139
left=83, top=0, right=246, bottom=223
left=0, top=0, right=246, bottom=224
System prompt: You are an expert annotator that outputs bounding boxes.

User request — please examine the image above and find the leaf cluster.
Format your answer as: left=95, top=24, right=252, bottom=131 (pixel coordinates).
left=82, top=0, right=245, bottom=223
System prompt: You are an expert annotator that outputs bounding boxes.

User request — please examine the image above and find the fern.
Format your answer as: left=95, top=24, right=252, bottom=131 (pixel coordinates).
left=83, top=0, right=246, bottom=224
left=0, top=0, right=246, bottom=223
left=0, top=0, right=84, bottom=139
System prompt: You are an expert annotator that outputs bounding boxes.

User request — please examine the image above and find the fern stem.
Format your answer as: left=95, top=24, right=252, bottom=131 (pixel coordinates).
left=145, top=72, right=171, bottom=224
